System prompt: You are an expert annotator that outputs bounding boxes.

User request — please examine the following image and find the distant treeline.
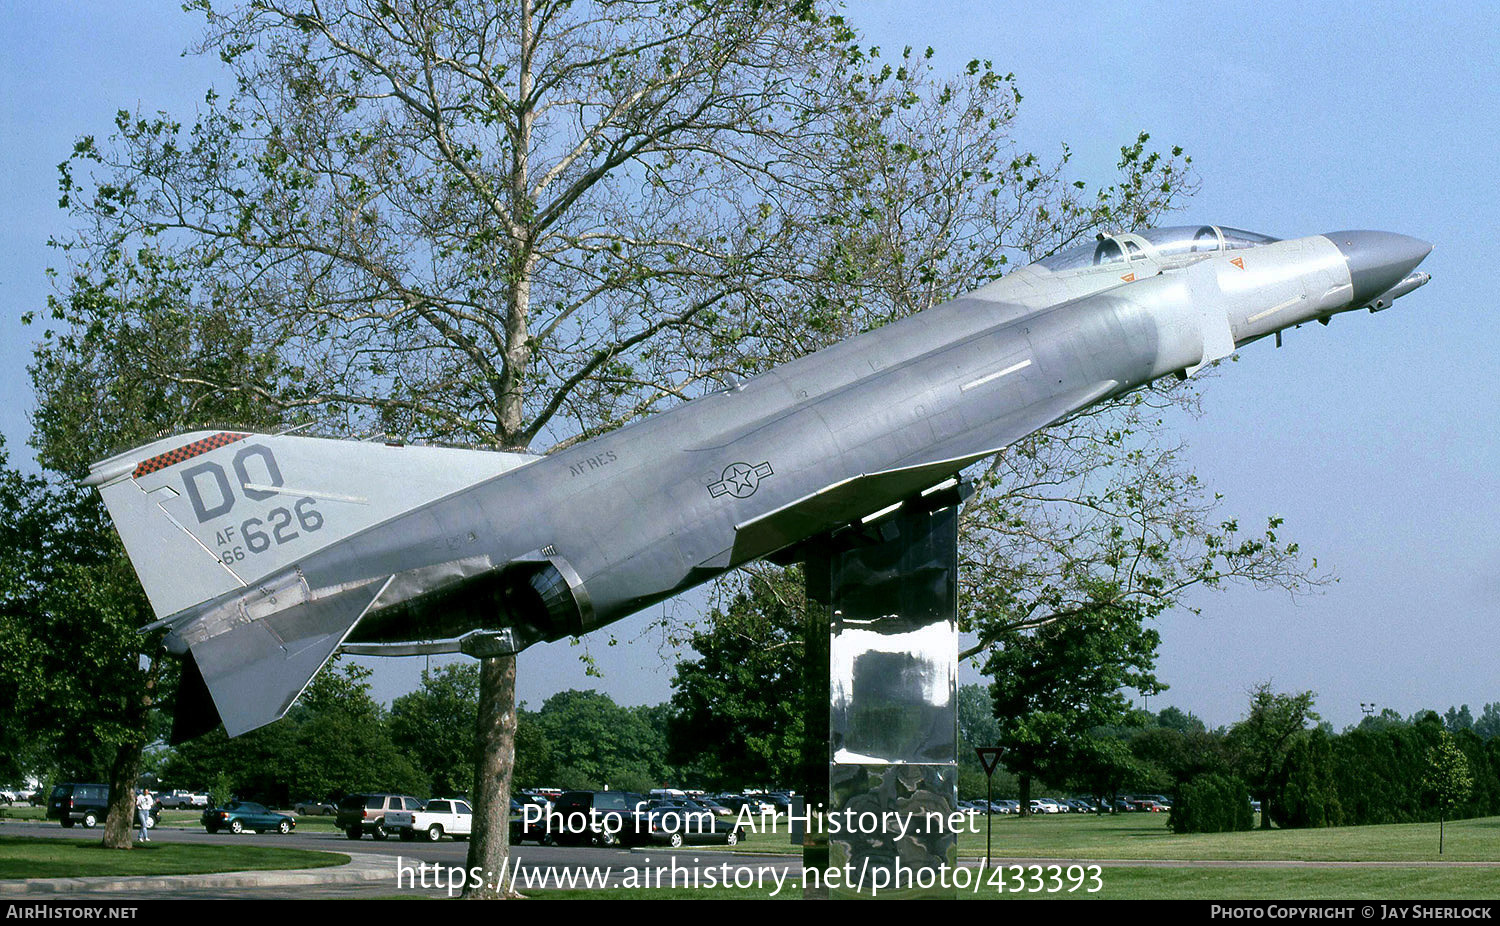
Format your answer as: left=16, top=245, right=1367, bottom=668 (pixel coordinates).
left=1271, top=718, right=1497, bottom=827
left=958, top=686, right=1500, bottom=832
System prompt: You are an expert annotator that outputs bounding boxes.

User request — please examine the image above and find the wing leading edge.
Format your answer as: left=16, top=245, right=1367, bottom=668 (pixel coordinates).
left=730, top=380, right=1119, bottom=564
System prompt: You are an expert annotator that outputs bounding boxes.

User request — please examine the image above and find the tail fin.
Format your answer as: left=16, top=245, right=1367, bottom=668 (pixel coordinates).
left=87, top=430, right=537, bottom=738
left=86, top=431, right=535, bottom=621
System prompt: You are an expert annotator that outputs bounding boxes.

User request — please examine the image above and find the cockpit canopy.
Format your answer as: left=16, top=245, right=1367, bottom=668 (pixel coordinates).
left=1035, top=225, right=1279, bottom=272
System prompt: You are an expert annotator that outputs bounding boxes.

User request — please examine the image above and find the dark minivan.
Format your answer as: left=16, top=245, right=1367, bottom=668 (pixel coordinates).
left=47, top=783, right=159, bottom=829
left=547, top=791, right=649, bottom=847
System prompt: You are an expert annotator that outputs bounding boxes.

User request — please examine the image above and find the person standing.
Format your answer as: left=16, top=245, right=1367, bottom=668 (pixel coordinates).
left=136, top=790, right=155, bottom=842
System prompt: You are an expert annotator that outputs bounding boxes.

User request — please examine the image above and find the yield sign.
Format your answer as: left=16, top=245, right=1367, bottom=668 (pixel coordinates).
left=975, top=747, right=1004, bottom=776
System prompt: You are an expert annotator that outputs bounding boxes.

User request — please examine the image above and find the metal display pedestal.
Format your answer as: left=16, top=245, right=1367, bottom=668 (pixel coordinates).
left=803, top=495, right=960, bottom=899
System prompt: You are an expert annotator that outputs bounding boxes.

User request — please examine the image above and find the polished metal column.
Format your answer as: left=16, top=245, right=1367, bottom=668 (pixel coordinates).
left=809, top=494, right=960, bottom=899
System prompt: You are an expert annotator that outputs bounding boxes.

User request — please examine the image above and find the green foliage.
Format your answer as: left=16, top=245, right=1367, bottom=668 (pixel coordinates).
left=1272, top=729, right=1344, bottom=828
left=1167, top=773, right=1253, bottom=834
left=159, top=660, right=424, bottom=804
left=956, top=683, right=1019, bottom=798
left=1423, top=732, right=1474, bottom=817
left=984, top=589, right=1163, bottom=807
left=390, top=664, right=480, bottom=797
left=1443, top=705, right=1474, bottom=734
left=519, top=690, right=673, bottom=792
left=29, top=259, right=287, bottom=480
left=1227, top=684, right=1318, bottom=827
left=1475, top=704, right=1500, bottom=741
left=1069, top=735, right=1145, bottom=806
left=666, top=569, right=808, bottom=790
left=0, top=436, right=161, bottom=784
left=957, top=682, right=1001, bottom=751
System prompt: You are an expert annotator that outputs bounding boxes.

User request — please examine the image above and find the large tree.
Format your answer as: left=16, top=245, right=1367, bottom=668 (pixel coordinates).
left=48, top=0, right=853, bottom=887
left=391, top=663, right=482, bottom=798
left=42, top=0, right=1205, bottom=885
left=985, top=589, right=1163, bottom=814
left=0, top=436, right=165, bottom=848
left=526, top=689, right=672, bottom=792
left=1228, top=684, right=1319, bottom=829
left=667, top=567, right=807, bottom=789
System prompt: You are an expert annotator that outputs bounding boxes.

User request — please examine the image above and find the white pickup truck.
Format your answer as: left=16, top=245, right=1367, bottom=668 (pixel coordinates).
left=388, top=798, right=473, bottom=842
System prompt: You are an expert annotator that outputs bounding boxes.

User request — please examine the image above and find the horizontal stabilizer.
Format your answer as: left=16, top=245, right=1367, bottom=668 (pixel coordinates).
left=188, top=575, right=392, bottom=737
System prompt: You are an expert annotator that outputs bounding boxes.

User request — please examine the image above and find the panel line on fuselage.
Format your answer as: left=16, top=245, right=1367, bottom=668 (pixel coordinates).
left=1247, top=294, right=1307, bottom=325
left=959, top=358, right=1033, bottom=393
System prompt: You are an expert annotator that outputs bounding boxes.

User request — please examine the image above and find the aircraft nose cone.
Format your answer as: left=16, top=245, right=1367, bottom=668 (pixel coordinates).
left=1326, top=230, right=1434, bottom=306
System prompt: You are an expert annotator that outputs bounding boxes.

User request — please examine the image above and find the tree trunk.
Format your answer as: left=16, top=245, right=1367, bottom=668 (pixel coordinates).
left=463, top=654, right=518, bottom=899
left=103, top=740, right=145, bottom=848
left=102, top=656, right=160, bottom=848
left=1018, top=774, right=1032, bottom=817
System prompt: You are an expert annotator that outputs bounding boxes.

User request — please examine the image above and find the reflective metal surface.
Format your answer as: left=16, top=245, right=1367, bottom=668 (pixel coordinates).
left=818, top=501, right=959, bottom=898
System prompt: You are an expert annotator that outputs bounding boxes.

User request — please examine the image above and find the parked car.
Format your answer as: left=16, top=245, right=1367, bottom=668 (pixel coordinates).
left=46, top=784, right=160, bottom=829
left=202, top=800, right=296, bottom=835
left=336, top=793, right=425, bottom=840
left=716, top=794, right=772, bottom=816
left=692, top=797, right=736, bottom=819
left=642, top=800, right=740, bottom=848
left=389, top=798, right=472, bottom=842
left=512, top=799, right=555, bottom=846
left=294, top=797, right=338, bottom=816
left=546, top=791, right=650, bottom=847
left=158, top=790, right=210, bottom=809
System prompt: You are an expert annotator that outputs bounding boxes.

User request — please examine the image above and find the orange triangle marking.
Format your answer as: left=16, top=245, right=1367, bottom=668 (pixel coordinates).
left=1121, top=273, right=1135, bottom=282
left=1230, top=257, right=1245, bottom=269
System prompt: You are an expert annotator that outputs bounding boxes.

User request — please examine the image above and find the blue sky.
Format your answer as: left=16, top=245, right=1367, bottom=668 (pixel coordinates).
left=3, top=2, right=1496, bottom=731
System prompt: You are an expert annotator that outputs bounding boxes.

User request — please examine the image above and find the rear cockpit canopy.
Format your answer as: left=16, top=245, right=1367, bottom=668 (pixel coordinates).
left=1034, top=225, right=1279, bottom=272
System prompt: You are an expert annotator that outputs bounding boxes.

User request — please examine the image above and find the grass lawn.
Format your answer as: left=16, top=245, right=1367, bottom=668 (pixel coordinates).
left=719, top=811, right=1500, bottom=863
left=953, top=812, right=1500, bottom=862
left=0, top=835, right=348, bottom=880
left=525, top=866, right=1499, bottom=900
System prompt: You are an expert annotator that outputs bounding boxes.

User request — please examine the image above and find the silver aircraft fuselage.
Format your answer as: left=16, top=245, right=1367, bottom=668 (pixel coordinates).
left=86, top=225, right=1432, bottom=737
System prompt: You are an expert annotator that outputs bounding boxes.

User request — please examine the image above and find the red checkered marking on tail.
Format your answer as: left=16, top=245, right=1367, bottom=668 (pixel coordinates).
left=132, top=432, right=250, bottom=479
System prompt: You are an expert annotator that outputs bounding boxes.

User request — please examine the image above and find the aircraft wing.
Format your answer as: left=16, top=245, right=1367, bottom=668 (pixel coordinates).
left=730, top=380, right=1119, bottom=564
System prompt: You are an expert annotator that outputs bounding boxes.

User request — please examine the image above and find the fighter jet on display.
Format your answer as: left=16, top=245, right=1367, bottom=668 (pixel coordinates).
left=84, top=225, right=1432, bottom=741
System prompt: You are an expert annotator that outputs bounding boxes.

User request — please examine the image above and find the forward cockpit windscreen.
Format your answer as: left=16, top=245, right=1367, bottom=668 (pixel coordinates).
left=1034, top=225, right=1280, bottom=272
